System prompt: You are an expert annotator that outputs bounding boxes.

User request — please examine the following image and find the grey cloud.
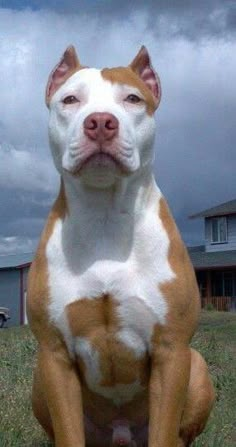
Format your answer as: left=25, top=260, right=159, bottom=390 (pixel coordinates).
left=0, top=189, right=55, bottom=253
left=3, top=0, right=236, bottom=40
left=0, top=190, right=53, bottom=230
left=29, top=0, right=236, bottom=40
left=7, top=217, right=46, bottom=239
left=33, top=0, right=231, bottom=16
left=226, top=5, right=236, bottom=32
left=0, top=143, right=57, bottom=193
left=0, top=236, right=37, bottom=254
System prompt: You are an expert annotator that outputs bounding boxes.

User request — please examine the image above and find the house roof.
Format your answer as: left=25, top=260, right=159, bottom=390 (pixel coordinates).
left=189, top=199, right=236, bottom=219
left=188, top=246, right=236, bottom=269
left=1, top=246, right=235, bottom=271
left=0, top=252, right=34, bottom=270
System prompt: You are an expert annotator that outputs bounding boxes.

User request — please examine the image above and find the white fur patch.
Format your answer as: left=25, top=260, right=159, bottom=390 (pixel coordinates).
left=75, top=337, right=101, bottom=385
left=47, top=185, right=175, bottom=358
left=116, top=329, right=146, bottom=358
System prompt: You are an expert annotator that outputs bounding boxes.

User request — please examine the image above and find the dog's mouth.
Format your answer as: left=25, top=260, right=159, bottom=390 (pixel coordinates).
left=62, top=138, right=136, bottom=177
left=68, top=149, right=131, bottom=176
left=81, top=152, right=118, bottom=170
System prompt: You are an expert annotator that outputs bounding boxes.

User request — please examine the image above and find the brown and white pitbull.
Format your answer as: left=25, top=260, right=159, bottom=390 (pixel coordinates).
left=27, top=46, right=215, bottom=447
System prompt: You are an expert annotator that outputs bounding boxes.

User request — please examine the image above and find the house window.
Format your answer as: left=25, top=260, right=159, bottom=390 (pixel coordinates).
left=211, top=217, right=227, bottom=243
left=211, top=271, right=236, bottom=297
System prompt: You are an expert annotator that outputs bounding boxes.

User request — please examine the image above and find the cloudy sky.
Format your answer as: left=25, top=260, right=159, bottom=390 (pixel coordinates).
left=0, top=0, right=236, bottom=255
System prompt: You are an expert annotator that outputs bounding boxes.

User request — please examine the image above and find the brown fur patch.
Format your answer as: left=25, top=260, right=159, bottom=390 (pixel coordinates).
left=147, top=199, right=210, bottom=447
left=67, top=295, right=149, bottom=388
left=27, top=178, right=68, bottom=342
left=152, top=197, right=200, bottom=349
left=102, top=66, right=157, bottom=115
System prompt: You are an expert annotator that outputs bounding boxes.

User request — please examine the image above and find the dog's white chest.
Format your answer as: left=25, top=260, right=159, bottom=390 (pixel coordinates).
left=46, top=193, right=175, bottom=357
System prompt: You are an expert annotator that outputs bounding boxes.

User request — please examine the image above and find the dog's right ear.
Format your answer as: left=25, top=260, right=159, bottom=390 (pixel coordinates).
left=46, top=46, right=81, bottom=107
left=130, top=46, right=161, bottom=109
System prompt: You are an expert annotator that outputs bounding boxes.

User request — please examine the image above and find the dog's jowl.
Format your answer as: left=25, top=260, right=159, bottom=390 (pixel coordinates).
left=27, top=46, right=215, bottom=447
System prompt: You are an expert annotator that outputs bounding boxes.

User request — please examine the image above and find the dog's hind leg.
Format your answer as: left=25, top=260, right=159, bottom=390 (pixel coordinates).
left=178, top=348, right=215, bottom=446
left=32, top=355, right=54, bottom=441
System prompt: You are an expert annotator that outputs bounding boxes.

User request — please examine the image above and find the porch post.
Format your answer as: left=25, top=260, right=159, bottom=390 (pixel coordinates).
left=19, top=268, right=24, bottom=325
left=206, top=270, right=211, bottom=298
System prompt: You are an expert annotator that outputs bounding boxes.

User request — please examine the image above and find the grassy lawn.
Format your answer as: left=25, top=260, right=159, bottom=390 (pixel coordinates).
left=0, top=311, right=235, bottom=446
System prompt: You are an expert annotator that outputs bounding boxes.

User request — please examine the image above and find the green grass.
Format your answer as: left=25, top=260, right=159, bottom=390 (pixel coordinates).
left=0, top=327, right=51, bottom=447
left=191, top=312, right=236, bottom=447
left=0, top=311, right=236, bottom=446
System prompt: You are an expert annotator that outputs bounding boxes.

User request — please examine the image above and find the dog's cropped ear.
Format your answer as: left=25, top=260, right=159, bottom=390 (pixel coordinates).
left=130, top=46, right=161, bottom=109
left=46, top=46, right=81, bottom=107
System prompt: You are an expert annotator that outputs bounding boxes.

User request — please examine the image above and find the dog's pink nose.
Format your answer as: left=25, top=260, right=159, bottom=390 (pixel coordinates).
left=84, top=113, right=119, bottom=141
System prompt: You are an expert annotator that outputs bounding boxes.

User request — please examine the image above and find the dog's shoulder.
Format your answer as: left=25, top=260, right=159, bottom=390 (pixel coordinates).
left=156, top=196, right=200, bottom=342
left=27, top=181, right=66, bottom=339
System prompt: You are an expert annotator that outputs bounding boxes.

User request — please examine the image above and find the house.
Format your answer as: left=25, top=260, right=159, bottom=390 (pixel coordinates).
left=0, top=253, right=33, bottom=326
left=188, top=199, right=236, bottom=311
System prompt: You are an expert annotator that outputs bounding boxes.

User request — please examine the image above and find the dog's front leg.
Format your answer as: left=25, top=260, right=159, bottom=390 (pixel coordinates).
left=148, top=344, right=191, bottom=447
left=38, top=344, right=85, bottom=447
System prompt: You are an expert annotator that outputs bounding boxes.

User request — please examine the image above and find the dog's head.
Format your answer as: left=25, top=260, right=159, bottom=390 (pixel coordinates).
left=46, top=46, right=161, bottom=188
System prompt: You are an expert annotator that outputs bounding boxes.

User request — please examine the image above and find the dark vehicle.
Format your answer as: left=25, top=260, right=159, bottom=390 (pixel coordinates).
left=0, top=307, right=10, bottom=328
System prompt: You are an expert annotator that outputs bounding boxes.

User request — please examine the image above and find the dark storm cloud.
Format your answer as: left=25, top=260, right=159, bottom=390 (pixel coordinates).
left=0, top=188, right=55, bottom=253
left=59, top=0, right=234, bottom=40
left=3, top=0, right=236, bottom=40
left=226, top=5, right=236, bottom=31
left=0, top=190, right=52, bottom=238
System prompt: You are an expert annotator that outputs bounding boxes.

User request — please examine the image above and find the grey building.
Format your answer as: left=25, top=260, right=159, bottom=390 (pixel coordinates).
left=0, top=253, right=33, bottom=326
left=189, top=199, right=236, bottom=311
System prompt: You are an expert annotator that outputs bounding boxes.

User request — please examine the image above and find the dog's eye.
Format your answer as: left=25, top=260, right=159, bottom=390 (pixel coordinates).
left=125, top=94, right=142, bottom=104
left=63, top=95, right=79, bottom=105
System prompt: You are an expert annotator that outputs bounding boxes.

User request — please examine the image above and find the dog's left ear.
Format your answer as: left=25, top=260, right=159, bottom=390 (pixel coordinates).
left=46, top=46, right=81, bottom=107
left=130, top=46, right=161, bottom=109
